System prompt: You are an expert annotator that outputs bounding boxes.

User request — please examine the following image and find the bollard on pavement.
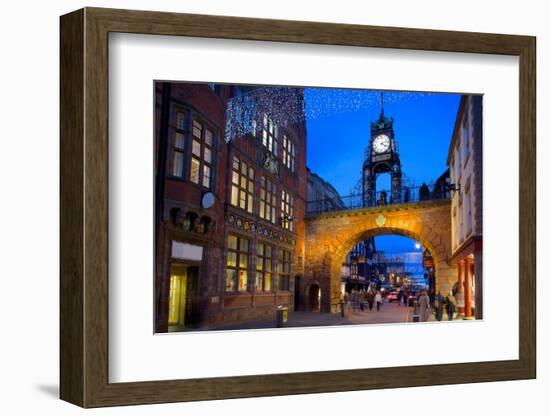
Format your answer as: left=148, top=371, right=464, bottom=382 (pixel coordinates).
left=340, top=300, right=345, bottom=318
left=276, top=305, right=288, bottom=328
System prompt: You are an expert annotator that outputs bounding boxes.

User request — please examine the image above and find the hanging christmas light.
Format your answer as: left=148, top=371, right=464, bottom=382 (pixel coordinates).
left=224, top=86, right=434, bottom=142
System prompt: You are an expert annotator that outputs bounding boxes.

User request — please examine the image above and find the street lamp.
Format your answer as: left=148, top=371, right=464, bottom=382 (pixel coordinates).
left=414, top=242, right=422, bottom=250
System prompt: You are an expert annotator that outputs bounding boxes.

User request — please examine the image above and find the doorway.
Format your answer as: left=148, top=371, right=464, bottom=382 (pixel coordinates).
left=294, top=276, right=301, bottom=311
left=307, top=284, right=321, bottom=312
left=168, top=263, right=199, bottom=329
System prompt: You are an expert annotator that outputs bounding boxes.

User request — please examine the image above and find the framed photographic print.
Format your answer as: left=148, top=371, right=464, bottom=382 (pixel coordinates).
left=60, top=7, right=536, bottom=408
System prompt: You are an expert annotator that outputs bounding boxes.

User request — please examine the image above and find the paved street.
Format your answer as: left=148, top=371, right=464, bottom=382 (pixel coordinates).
left=199, top=302, right=421, bottom=331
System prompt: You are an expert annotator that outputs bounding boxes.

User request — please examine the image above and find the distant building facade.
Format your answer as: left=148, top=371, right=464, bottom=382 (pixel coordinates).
left=364, top=251, right=427, bottom=288
left=447, top=95, right=483, bottom=319
left=155, top=83, right=307, bottom=332
left=431, top=168, right=451, bottom=200
left=306, top=169, right=345, bottom=214
left=342, top=241, right=368, bottom=292
left=341, top=239, right=380, bottom=292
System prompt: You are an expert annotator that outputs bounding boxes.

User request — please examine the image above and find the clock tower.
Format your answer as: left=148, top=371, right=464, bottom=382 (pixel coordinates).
left=362, top=97, right=402, bottom=207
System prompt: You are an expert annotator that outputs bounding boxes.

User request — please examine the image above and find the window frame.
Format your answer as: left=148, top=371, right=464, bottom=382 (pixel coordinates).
left=189, top=118, right=215, bottom=189
left=462, top=112, right=470, bottom=167
left=225, top=234, right=251, bottom=293
left=260, top=175, right=277, bottom=224
left=230, top=155, right=255, bottom=214
left=281, top=134, right=296, bottom=172
left=278, top=249, right=292, bottom=291
left=465, top=177, right=473, bottom=236
left=281, top=189, right=294, bottom=231
left=456, top=142, right=462, bottom=181
left=261, top=113, right=278, bottom=155
left=171, top=110, right=187, bottom=178
left=255, top=241, right=275, bottom=292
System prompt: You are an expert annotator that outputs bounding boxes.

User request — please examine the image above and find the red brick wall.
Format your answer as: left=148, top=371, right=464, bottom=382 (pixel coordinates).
left=155, top=83, right=309, bottom=331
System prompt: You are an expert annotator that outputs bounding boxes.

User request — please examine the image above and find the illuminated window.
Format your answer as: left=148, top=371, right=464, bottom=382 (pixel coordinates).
left=260, top=176, right=277, bottom=223
left=172, top=111, right=186, bottom=177
left=226, top=234, right=250, bottom=292
left=278, top=249, right=291, bottom=291
left=256, top=242, right=274, bottom=291
left=281, top=190, right=294, bottom=231
left=231, top=156, right=255, bottom=213
left=262, top=113, right=278, bottom=155
left=282, top=135, right=295, bottom=172
left=189, top=120, right=214, bottom=189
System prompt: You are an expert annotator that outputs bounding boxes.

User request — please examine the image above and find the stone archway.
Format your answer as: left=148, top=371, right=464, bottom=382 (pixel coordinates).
left=303, top=200, right=454, bottom=312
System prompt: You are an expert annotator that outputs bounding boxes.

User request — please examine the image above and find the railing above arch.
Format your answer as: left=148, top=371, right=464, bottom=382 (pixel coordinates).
left=306, top=184, right=450, bottom=216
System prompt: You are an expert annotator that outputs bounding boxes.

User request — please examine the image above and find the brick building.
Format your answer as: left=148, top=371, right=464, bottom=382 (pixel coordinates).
left=154, top=82, right=307, bottom=332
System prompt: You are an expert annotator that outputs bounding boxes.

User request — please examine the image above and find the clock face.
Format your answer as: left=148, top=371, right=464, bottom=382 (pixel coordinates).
left=373, top=134, right=390, bottom=154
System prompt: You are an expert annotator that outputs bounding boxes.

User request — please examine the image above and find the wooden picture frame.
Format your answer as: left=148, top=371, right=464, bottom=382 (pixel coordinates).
left=60, top=7, right=536, bottom=408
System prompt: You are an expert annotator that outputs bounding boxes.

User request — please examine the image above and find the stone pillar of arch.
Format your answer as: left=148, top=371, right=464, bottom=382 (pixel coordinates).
left=434, top=263, right=455, bottom=296
left=303, top=252, right=340, bottom=313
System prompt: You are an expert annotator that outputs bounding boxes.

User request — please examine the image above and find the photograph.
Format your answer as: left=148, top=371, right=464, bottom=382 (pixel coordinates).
left=154, top=82, right=483, bottom=333
left=0, top=0, right=542, bottom=412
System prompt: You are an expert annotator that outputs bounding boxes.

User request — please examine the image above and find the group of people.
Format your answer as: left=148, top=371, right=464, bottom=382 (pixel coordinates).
left=344, top=289, right=384, bottom=312
left=344, top=288, right=461, bottom=322
left=417, top=289, right=459, bottom=322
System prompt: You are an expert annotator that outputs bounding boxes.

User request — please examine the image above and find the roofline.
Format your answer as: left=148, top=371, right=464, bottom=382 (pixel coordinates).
left=306, top=168, right=341, bottom=196
left=446, top=95, right=468, bottom=165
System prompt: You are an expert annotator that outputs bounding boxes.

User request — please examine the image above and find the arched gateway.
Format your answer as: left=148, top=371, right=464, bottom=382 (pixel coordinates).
left=303, top=199, right=454, bottom=312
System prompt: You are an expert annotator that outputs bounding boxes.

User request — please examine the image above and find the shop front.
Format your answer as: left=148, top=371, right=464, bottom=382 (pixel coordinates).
left=450, top=236, right=482, bottom=319
left=167, top=241, right=203, bottom=331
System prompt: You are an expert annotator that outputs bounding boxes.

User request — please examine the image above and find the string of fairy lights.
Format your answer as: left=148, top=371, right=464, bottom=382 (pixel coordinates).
left=224, top=86, right=436, bottom=196
left=224, top=86, right=434, bottom=142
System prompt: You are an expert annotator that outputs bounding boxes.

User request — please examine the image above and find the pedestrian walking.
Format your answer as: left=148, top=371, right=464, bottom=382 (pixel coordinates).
left=418, top=290, right=430, bottom=322
left=447, top=291, right=457, bottom=321
left=434, top=291, right=444, bottom=321
left=366, top=290, right=374, bottom=310
left=401, top=290, right=409, bottom=307
left=375, top=290, right=382, bottom=311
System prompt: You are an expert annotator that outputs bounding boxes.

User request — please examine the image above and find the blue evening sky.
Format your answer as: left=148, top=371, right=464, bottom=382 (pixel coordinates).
left=304, top=89, right=461, bottom=253
left=376, top=235, right=423, bottom=255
